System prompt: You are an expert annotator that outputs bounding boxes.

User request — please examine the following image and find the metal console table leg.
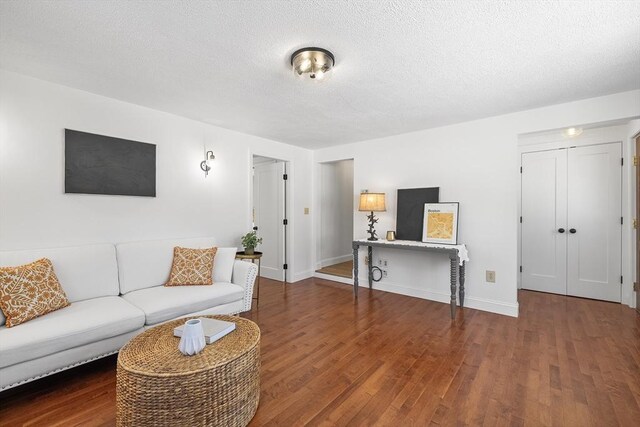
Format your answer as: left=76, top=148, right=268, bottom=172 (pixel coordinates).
left=353, top=243, right=359, bottom=298
left=459, top=261, right=465, bottom=308
left=449, top=256, right=458, bottom=319
left=367, top=246, right=373, bottom=289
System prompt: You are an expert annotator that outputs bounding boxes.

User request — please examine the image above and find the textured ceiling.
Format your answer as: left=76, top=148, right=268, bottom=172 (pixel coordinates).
left=1, top=1, right=639, bottom=148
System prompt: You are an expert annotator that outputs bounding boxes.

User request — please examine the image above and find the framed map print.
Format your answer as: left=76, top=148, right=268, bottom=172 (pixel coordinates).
left=422, top=203, right=459, bottom=244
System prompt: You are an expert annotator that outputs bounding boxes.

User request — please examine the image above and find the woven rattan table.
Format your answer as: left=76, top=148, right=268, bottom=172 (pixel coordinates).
left=116, top=315, right=260, bottom=427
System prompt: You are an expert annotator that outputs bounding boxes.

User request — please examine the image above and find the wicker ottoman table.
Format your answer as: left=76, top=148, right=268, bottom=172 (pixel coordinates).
left=116, top=315, right=260, bottom=427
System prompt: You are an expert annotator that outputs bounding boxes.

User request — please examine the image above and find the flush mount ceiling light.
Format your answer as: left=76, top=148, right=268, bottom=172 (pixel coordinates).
left=562, top=127, right=583, bottom=138
left=291, top=47, right=335, bottom=80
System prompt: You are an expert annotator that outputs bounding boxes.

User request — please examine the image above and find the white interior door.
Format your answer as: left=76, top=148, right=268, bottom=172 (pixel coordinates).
left=253, top=160, right=285, bottom=281
left=521, top=149, right=568, bottom=294
left=566, top=143, right=621, bottom=302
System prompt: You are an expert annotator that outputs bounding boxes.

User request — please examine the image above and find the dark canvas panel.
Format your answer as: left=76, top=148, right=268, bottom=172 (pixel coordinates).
left=65, top=129, right=156, bottom=197
left=396, top=187, right=440, bottom=241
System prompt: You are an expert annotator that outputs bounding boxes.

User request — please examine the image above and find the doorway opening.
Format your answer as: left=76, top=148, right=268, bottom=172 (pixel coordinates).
left=252, top=155, right=289, bottom=283
left=316, top=159, right=354, bottom=279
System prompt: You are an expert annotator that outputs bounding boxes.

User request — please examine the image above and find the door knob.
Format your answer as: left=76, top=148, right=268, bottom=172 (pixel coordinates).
left=558, top=228, right=565, bottom=233
left=569, top=228, right=577, bottom=234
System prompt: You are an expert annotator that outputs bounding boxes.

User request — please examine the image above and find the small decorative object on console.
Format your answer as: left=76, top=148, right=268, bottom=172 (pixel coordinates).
left=178, top=319, right=206, bottom=356
left=386, top=231, right=396, bottom=241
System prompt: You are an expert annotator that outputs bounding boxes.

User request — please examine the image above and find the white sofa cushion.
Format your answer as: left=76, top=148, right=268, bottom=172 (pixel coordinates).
left=212, top=247, right=236, bottom=283
left=0, top=244, right=119, bottom=328
left=0, top=296, right=145, bottom=368
left=122, top=283, right=244, bottom=325
left=116, top=237, right=237, bottom=294
left=1, top=330, right=142, bottom=391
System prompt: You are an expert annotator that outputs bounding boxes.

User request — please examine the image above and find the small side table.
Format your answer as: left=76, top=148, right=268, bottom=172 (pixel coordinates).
left=236, top=251, right=262, bottom=307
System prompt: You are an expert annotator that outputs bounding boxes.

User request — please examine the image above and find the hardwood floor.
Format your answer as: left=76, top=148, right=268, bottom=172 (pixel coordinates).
left=315, top=261, right=353, bottom=279
left=1, top=278, right=639, bottom=426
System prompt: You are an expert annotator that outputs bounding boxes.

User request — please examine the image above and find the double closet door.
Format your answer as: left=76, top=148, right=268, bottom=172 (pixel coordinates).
left=521, top=143, right=622, bottom=302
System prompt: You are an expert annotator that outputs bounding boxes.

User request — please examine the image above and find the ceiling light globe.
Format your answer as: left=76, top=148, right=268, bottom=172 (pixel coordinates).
left=298, top=59, right=312, bottom=72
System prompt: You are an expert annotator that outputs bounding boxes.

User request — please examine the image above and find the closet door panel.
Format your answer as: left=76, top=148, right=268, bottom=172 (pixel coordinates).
left=521, top=150, right=568, bottom=295
left=567, top=143, right=621, bottom=302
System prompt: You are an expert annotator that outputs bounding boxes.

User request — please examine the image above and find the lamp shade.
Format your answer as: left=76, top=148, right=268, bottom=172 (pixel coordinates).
left=359, top=193, right=386, bottom=212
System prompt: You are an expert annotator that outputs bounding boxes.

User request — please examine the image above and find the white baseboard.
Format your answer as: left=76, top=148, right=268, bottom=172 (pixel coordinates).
left=463, top=295, right=519, bottom=317
left=356, top=276, right=519, bottom=318
left=291, top=270, right=314, bottom=283
left=289, top=272, right=519, bottom=317
left=260, top=266, right=284, bottom=281
left=316, top=254, right=352, bottom=269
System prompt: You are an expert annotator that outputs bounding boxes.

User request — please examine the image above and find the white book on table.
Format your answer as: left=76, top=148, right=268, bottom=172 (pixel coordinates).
left=173, top=317, right=236, bottom=344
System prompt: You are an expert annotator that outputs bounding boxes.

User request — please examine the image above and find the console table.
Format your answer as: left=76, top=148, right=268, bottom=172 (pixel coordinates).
left=352, top=239, right=469, bottom=319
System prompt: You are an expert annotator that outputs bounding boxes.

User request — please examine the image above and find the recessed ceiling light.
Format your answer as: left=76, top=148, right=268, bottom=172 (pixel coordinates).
left=562, top=127, right=583, bottom=138
left=291, top=47, right=335, bottom=80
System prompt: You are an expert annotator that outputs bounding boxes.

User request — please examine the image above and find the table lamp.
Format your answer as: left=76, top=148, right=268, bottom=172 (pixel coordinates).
left=358, top=192, right=386, bottom=241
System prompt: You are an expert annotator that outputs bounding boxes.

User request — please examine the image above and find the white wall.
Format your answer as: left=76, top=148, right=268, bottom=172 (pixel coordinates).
left=318, top=159, right=353, bottom=267
left=2, top=70, right=638, bottom=313
left=0, top=71, right=314, bottom=282
left=314, top=90, right=640, bottom=317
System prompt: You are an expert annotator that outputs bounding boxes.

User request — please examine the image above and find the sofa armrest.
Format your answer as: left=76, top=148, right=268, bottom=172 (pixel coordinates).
left=232, top=260, right=258, bottom=312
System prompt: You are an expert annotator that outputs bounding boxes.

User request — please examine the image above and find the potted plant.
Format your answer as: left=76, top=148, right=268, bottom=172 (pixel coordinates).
left=241, top=231, right=263, bottom=255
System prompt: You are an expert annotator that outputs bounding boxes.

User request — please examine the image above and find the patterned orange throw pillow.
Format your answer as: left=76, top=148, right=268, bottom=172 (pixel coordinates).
left=0, top=258, right=71, bottom=327
left=165, top=247, right=217, bottom=286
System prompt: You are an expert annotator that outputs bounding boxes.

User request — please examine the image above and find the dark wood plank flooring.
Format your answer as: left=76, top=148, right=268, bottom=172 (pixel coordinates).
left=1, top=278, right=639, bottom=426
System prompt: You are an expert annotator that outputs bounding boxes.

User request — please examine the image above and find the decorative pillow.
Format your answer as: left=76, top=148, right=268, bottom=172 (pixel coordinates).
left=212, top=247, right=236, bottom=283
left=0, top=258, right=71, bottom=328
left=165, top=247, right=217, bottom=286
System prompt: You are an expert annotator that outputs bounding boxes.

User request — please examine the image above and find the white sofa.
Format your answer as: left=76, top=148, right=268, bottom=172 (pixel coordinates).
left=0, top=237, right=257, bottom=391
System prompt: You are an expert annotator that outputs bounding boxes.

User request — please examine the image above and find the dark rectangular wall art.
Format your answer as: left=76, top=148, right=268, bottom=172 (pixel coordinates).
left=396, top=187, right=440, bottom=241
left=65, top=129, right=156, bottom=197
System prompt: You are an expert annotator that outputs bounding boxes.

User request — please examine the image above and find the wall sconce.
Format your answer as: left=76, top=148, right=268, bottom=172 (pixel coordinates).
left=200, top=151, right=215, bottom=177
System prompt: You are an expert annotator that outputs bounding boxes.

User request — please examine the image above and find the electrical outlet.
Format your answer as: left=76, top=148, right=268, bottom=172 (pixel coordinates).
left=486, top=270, right=496, bottom=283
left=383, top=259, right=388, bottom=267
left=383, top=270, right=388, bottom=278
left=378, top=259, right=383, bottom=266
left=304, top=207, right=309, bottom=215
